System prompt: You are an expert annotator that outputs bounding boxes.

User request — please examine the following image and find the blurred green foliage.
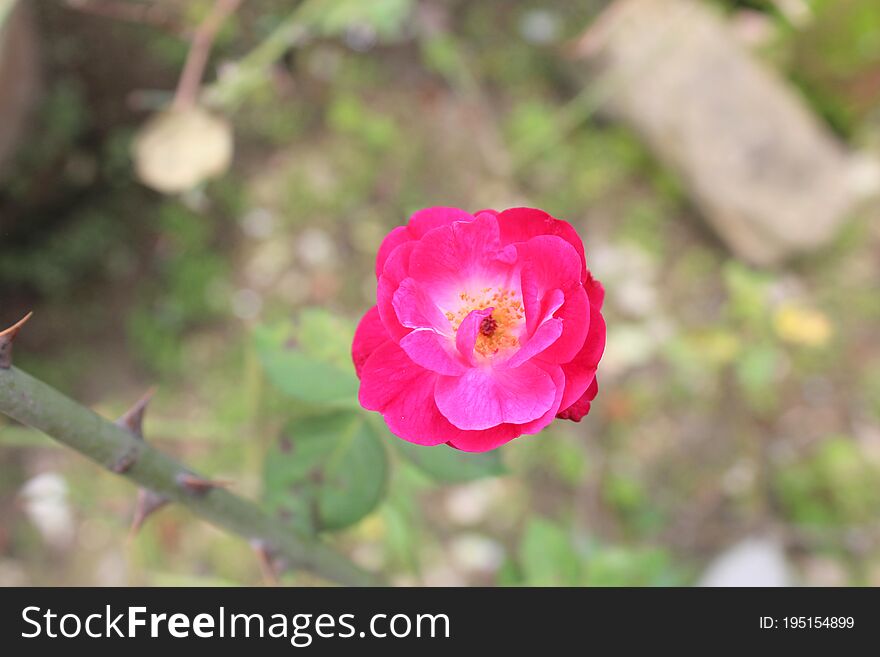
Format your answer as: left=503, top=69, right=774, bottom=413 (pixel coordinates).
left=298, top=0, right=414, bottom=39
left=775, top=437, right=880, bottom=527
left=509, top=518, right=685, bottom=586
left=128, top=204, right=232, bottom=374
left=789, top=0, right=880, bottom=134
left=264, top=412, right=388, bottom=532
left=254, top=313, right=360, bottom=407
left=392, top=438, right=505, bottom=483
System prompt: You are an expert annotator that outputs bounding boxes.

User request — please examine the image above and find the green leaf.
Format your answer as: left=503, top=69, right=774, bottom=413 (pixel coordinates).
left=393, top=438, right=506, bottom=483
left=297, top=0, right=414, bottom=39
left=260, top=348, right=358, bottom=405
left=297, top=308, right=356, bottom=369
left=735, top=342, right=781, bottom=412
left=263, top=412, right=388, bottom=532
left=519, top=518, right=582, bottom=586
left=253, top=316, right=359, bottom=406
left=583, top=546, right=680, bottom=587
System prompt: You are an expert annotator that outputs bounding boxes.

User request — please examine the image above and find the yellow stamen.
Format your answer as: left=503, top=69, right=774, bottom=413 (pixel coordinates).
left=447, top=286, right=524, bottom=357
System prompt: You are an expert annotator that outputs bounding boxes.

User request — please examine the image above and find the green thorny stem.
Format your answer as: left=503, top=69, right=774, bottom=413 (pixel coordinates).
left=0, top=315, right=380, bottom=586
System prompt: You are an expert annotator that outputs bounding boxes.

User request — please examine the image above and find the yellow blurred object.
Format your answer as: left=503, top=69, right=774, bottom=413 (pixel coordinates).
left=773, top=303, right=833, bottom=347
left=695, top=330, right=741, bottom=365
left=355, top=512, right=386, bottom=541
left=133, top=106, right=233, bottom=194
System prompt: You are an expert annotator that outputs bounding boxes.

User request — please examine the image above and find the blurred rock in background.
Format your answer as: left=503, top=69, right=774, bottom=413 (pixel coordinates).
left=576, top=0, right=879, bottom=265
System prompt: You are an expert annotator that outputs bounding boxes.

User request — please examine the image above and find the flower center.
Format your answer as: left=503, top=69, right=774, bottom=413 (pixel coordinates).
left=445, top=286, right=524, bottom=357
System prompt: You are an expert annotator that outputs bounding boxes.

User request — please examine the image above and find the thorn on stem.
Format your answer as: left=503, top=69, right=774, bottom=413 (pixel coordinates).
left=115, top=387, right=157, bottom=440
left=176, top=472, right=230, bottom=495
left=0, top=312, right=34, bottom=369
left=251, top=540, right=282, bottom=586
left=128, top=489, right=169, bottom=538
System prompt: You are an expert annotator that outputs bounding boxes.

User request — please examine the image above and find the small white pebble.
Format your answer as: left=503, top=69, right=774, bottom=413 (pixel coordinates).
left=19, top=473, right=75, bottom=549
left=232, top=288, right=263, bottom=320
left=519, top=9, right=561, bottom=45
left=449, top=534, right=505, bottom=574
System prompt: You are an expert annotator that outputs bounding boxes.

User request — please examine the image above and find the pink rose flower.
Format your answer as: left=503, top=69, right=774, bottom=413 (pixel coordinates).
left=352, top=207, right=606, bottom=452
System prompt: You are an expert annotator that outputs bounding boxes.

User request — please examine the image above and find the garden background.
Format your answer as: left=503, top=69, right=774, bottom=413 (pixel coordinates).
left=2, top=0, right=880, bottom=586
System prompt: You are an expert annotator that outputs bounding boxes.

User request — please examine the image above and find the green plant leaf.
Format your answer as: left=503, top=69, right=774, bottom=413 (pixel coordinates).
left=297, top=308, right=356, bottom=368
left=263, top=412, right=388, bottom=532
left=583, top=545, right=680, bottom=586
left=297, top=0, right=414, bottom=39
left=393, top=438, right=506, bottom=483
left=253, top=317, right=359, bottom=406
left=519, top=518, right=582, bottom=586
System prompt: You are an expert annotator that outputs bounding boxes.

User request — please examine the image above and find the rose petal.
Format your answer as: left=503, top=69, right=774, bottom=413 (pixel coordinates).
left=497, top=207, right=588, bottom=283
left=393, top=277, right=452, bottom=332
left=558, top=302, right=606, bottom=411
left=521, top=284, right=564, bottom=337
left=516, top=361, right=566, bottom=434
left=408, top=206, right=475, bottom=236
left=351, top=306, right=388, bottom=378
left=518, top=236, right=583, bottom=339
left=435, top=361, right=556, bottom=430
left=557, top=376, right=599, bottom=422
left=456, top=307, right=494, bottom=366
left=358, top=341, right=454, bottom=446
left=373, top=226, right=410, bottom=280
left=539, top=285, right=590, bottom=364
left=517, top=235, right=583, bottom=295
left=377, top=241, right=416, bottom=341
left=400, top=328, right=466, bottom=376
left=504, top=317, right=563, bottom=369
left=408, top=212, right=516, bottom=298
left=585, top=271, right=605, bottom=309
left=374, top=207, right=474, bottom=278
left=449, top=361, right=565, bottom=451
